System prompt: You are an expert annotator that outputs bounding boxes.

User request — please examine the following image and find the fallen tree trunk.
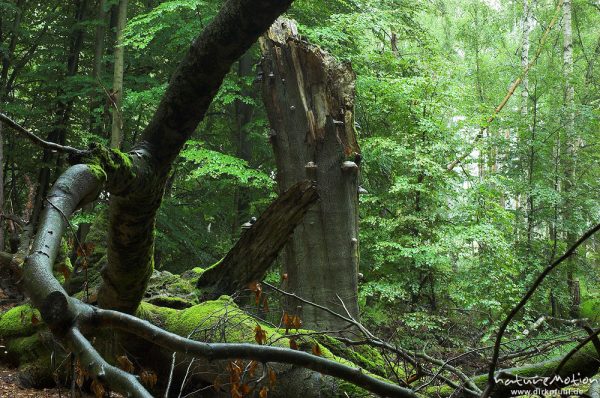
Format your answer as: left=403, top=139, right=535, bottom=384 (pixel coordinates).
left=197, top=179, right=318, bottom=298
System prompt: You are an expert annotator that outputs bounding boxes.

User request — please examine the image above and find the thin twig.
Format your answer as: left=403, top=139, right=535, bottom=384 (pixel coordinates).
left=0, top=112, right=86, bottom=156
left=481, top=222, right=600, bottom=398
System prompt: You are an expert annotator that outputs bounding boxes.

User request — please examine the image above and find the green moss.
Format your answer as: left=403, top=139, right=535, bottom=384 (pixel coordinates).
left=145, top=270, right=198, bottom=306
left=86, top=163, right=108, bottom=181
left=337, top=380, right=374, bottom=397
left=6, top=334, right=48, bottom=364
left=147, top=295, right=193, bottom=309
left=314, top=334, right=391, bottom=378
left=136, top=301, right=177, bottom=326
left=112, top=148, right=133, bottom=169
left=79, top=144, right=136, bottom=190
left=0, top=305, right=43, bottom=338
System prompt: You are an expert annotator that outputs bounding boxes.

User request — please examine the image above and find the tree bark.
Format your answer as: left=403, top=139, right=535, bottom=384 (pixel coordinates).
left=260, top=19, right=361, bottom=330
left=197, top=180, right=318, bottom=297
left=0, top=0, right=25, bottom=100
left=90, top=0, right=108, bottom=136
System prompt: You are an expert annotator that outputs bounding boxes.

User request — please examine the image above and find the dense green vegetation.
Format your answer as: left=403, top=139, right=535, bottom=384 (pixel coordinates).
left=1, top=0, right=599, bottom=395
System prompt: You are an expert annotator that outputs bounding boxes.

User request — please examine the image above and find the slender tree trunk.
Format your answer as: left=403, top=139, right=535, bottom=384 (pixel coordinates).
left=91, top=0, right=108, bottom=136
left=563, top=0, right=579, bottom=317
left=521, top=0, right=536, bottom=262
left=520, top=0, right=532, bottom=115
left=231, top=51, right=255, bottom=239
left=31, top=0, right=90, bottom=228
left=0, top=0, right=25, bottom=100
left=260, top=19, right=361, bottom=330
left=110, top=0, right=127, bottom=149
left=72, top=0, right=109, bottom=263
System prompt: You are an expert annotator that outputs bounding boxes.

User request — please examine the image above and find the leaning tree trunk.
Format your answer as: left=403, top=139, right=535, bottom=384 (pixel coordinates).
left=260, top=19, right=361, bottom=330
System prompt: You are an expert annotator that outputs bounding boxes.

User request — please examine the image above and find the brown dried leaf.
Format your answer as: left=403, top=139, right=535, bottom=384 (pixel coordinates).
left=240, top=383, right=252, bottom=395
left=254, top=325, right=267, bottom=345
left=60, top=265, right=71, bottom=280
left=259, top=386, right=269, bottom=398
left=230, top=383, right=242, bottom=398
left=248, top=360, right=258, bottom=378
left=75, top=361, right=86, bottom=388
left=91, top=379, right=105, bottom=398
left=291, top=315, right=302, bottom=330
left=116, top=355, right=135, bottom=373
left=268, top=368, right=277, bottom=388
left=289, top=338, right=298, bottom=350
left=312, top=344, right=322, bottom=357
left=213, top=376, right=222, bottom=392
left=140, top=369, right=158, bottom=389
left=77, top=242, right=96, bottom=258
left=228, top=361, right=242, bottom=384
left=30, top=313, right=40, bottom=326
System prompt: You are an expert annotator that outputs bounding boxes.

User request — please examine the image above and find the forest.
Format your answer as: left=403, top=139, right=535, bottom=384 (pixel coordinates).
left=0, top=0, right=599, bottom=397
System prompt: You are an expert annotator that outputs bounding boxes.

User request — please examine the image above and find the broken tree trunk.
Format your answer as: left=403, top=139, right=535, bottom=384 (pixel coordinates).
left=260, top=19, right=361, bottom=330
left=197, top=180, right=318, bottom=298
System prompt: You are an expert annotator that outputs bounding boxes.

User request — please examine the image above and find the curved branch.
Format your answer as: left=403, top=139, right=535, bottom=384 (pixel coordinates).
left=481, top=222, right=600, bottom=398
left=141, top=0, right=294, bottom=165
left=67, top=327, right=152, bottom=398
left=553, top=326, right=600, bottom=376
left=17, top=164, right=160, bottom=396
left=0, top=112, right=86, bottom=156
left=79, top=307, right=418, bottom=398
left=22, top=164, right=103, bottom=308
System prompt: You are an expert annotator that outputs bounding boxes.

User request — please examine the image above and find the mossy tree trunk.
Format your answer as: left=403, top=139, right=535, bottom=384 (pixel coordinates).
left=260, top=19, right=361, bottom=330
left=93, top=0, right=296, bottom=314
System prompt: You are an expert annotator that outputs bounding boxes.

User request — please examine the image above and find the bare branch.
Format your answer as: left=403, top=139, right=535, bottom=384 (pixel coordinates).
left=66, top=327, right=153, bottom=398
left=553, top=326, right=600, bottom=376
left=0, top=213, right=26, bottom=226
left=266, top=282, right=483, bottom=393
left=481, top=222, right=600, bottom=398
left=0, top=112, right=86, bottom=156
left=80, top=307, right=418, bottom=398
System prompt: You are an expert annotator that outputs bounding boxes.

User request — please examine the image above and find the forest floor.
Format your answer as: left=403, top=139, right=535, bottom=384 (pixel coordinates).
left=0, top=365, right=65, bottom=398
